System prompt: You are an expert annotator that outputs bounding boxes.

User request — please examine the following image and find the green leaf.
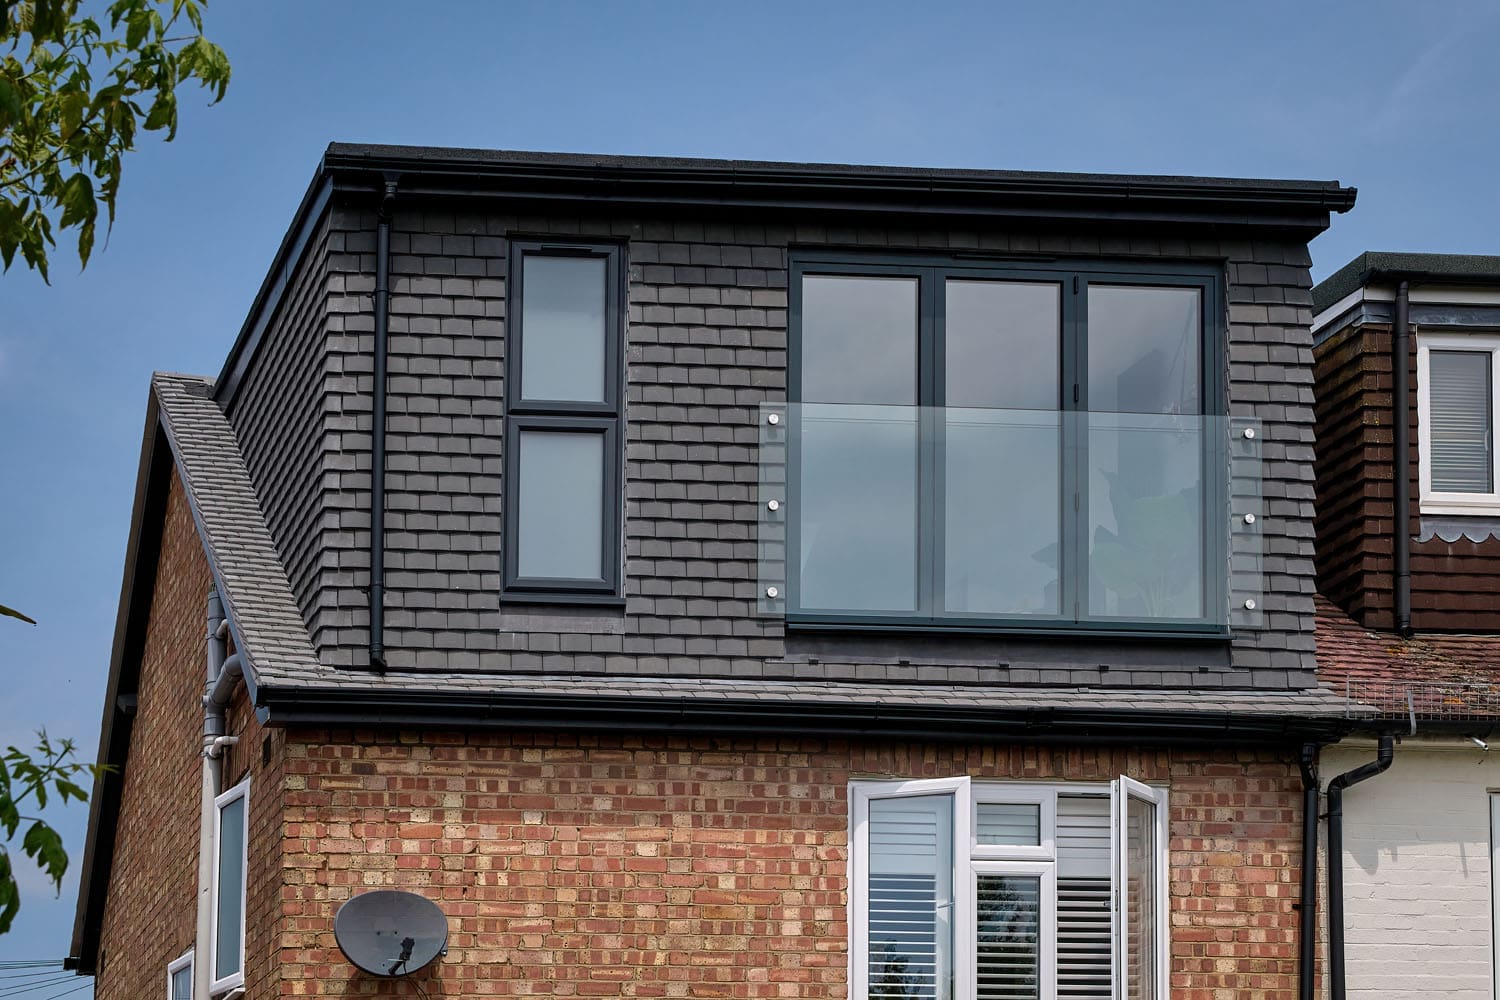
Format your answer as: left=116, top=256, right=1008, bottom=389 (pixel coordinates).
left=21, top=821, right=67, bottom=889
left=57, top=172, right=94, bottom=231
left=0, top=604, right=37, bottom=625
left=0, top=851, right=19, bottom=935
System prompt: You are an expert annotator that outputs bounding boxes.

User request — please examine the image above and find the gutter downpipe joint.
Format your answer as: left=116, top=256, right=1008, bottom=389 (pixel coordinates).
left=1297, top=744, right=1319, bottom=1000
left=368, top=177, right=397, bottom=672
left=1393, top=280, right=1412, bottom=637
left=1327, top=734, right=1396, bottom=1000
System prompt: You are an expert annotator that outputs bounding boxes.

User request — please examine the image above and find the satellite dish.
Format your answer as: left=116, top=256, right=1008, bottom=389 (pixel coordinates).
left=334, top=890, right=448, bottom=977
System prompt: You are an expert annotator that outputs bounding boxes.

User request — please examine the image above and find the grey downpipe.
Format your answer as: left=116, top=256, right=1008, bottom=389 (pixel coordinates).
left=196, top=590, right=244, bottom=1000
left=1297, top=744, right=1318, bottom=1000
left=1393, top=281, right=1412, bottom=636
left=1326, top=734, right=1395, bottom=1000
left=368, top=178, right=397, bottom=671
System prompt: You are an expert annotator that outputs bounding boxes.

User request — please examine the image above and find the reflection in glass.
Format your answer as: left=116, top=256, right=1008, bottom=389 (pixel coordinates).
left=976, top=875, right=1041, bottom=1000
left=945, top=409, right=1060, bottom=616
left=976, top=802, right=1042, bottom=846
left=1088, top=414, right=1203, bottom=620
left=1124, top=796, right=1157, bottom=1000
left=517, top=431, right=604, bottom=580
left=869, top=795, right=954, bottom=1000
left=945, top=280, right=1061, bottom=410
left=521, top=255, right=607, bottom=402
left=215, top=795, right=245, bottom=981
left=802, top=275, right=918, bottom=404
left=1087, top=286, right=1200, bottom=415
left=799, top=405, right=918, bottom=612
left=1428, top=350, right=1493, bottom=492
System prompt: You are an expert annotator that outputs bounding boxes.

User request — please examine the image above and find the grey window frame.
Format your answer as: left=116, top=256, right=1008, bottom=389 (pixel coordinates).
left=502, top=239, right=626, bottom=602
left=786, top=251, right=1227, bottom=636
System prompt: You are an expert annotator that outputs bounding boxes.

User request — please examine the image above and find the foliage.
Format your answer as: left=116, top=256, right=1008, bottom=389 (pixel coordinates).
left=0, top=603, right=36, bottom=624
left=0, top=0, right=231, bottom=279
left=0, top=731, right=100, bottom=934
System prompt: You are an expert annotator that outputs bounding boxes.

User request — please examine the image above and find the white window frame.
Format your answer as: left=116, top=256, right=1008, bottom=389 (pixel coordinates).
left=1417, top=333, right=1500, bottom=514
left=850, top=777, right=1168, bottom=1000
left=166, top=949, right=193, bottom=1000
left=210, top=777, right=249, bottom=995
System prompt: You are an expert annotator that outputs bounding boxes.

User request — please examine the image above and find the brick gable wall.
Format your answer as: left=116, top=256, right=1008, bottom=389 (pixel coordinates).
left=94, top=469, right=208, bottom=996
left=277, top=731, right=1307, bottom=1000
left=93, top=470, right=285, bottom=1000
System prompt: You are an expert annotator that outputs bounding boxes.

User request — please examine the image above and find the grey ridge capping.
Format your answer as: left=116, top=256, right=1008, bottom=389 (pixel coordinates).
left=1314, top=251, right=1500, bottom=313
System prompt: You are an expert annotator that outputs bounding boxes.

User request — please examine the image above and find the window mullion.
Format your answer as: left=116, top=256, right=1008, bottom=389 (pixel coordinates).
left=923, top=267, right=944, bottom=620
left=1062, top=275, right=1086, bottom=624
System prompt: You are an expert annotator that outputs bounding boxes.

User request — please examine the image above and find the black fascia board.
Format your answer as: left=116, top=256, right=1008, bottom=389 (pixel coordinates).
left=1313, top=251, right=1500, bottom=314
left=257, top=684, right=1353, bottom=746
left=67, top=405, right=173, bottom=975
left=321, top=145, right=1354, bottom=237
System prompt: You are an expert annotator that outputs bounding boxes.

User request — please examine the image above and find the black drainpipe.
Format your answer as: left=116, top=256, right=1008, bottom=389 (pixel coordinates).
left=1392, top=280, right=1412, bottom=637
left=1297, top=743, right=1319, bottom=1000
left=369, top=176, right=397, bottom=671
left=1326, top=734, right=1395, bottom=1000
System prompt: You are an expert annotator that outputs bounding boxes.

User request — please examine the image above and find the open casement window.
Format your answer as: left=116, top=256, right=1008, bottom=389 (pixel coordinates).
left=1417, top=334, right=1500, bottom=514
left=166, top=950, right=193, bottom=1000
left=502, top=240, right=625, bottom=601
left=210, top=778, right=249, bottom=994
left=852, top=778, right=1168, bottom=1000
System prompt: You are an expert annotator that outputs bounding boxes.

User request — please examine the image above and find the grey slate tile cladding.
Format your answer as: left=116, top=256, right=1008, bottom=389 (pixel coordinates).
left=221, top=198, right=1322, bottom=690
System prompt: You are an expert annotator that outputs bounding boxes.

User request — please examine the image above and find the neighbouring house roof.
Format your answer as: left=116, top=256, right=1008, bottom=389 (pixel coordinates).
left=1312, top=251, right=1500, bottom=314
left=1316, top=595, right=1500, bottom=725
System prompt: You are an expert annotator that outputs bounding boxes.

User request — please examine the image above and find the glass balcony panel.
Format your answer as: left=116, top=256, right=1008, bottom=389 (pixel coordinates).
left=799, top=403, right=920, bottom=613
left=1086, top=412, right=1204, bottom=621
left=945, top=408, right=1061, bottom=616
left=759, top=404, right=1263, bottom=629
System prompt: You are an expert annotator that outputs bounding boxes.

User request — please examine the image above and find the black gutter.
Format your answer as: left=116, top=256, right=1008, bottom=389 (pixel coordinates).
left=254, top=685, right=1355, bottom=745
left=1392, top=282, right=1413, bottom=636
left=1297, top=744, right=1319, bottom=1000
left=369, top=177, right=396, bottom=671
left=1326, top=734, right=1395, bottom=1000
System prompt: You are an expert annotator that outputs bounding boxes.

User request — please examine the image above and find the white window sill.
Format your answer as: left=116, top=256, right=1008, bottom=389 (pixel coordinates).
left=1420, top=499, right=1500, bottom=517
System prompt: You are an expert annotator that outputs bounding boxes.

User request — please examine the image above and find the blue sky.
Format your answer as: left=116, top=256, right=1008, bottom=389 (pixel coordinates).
left=2, top=0, right=1497, bottom=979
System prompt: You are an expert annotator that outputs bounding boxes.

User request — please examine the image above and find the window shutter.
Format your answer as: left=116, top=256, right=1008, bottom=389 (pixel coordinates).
left=1429, top=350, right=1493, bottom=493
left=1056, top=796, right=1112, bottom=1000
left=869, top=796, right=954, bottom=1000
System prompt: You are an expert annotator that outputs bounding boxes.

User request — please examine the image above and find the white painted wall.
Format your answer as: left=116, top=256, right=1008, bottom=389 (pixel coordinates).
left=1325, top=741, right=1498, bottom=1000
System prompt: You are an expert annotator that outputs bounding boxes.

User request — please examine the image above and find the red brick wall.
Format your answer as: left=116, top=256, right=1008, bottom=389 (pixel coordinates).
left=96, top=469, right=210, bottom=997
left=279, top=732, right=1306, bottom=1000
left=94, top=470, right=284, bottom=1000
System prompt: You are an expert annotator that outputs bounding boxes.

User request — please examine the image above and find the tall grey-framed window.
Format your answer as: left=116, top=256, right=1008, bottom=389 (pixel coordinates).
left=210, top=777, right=248, bottom=994
left=502, top=240, right=625, bottom=601
left=1417, top=333, right=1500, bottom=515
left=787, top=254, right=1224, bottom=633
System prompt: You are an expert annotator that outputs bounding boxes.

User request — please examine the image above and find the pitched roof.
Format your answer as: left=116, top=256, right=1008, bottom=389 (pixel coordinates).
left=1316, top=595, right=1500, bottom=723
left=1312, top=251, right=1500, bottom=313
left=152, top=373, right=326, bottom=691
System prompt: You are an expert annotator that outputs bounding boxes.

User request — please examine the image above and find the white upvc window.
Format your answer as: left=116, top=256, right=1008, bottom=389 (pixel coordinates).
left=166, top=950, right=193, bottom=1000
left=1418, top=333, right=1500, bottom=514
left=850, top=777, right=1168, bottom=1000
left=210, top=778, right=249, bottom=994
